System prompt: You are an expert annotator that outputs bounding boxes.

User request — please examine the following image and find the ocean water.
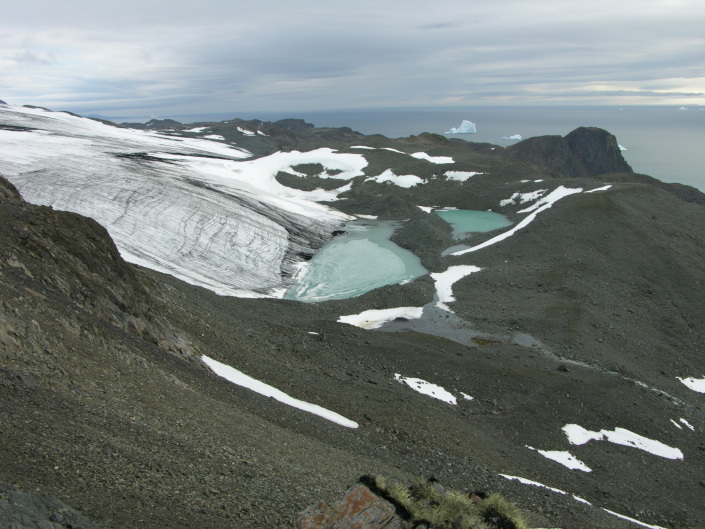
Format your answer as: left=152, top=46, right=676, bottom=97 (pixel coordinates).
left=203, top=106, right=704, bottom=192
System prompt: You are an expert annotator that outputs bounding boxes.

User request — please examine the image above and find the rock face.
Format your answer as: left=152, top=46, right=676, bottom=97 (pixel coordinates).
left=298, top=484, right=405, bottom=529
left=0, top=483, right=107, bottom=529
left=505, top=126, right=632, bottom=177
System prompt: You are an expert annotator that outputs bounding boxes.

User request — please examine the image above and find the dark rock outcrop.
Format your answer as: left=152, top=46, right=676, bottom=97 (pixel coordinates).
left=505, top=126, right=632, bottom=177
left=0, top=483, right=107, bottom=529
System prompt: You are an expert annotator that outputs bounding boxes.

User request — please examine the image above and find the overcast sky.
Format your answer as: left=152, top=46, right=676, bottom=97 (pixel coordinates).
left=2, top=0, right=704, bottom=118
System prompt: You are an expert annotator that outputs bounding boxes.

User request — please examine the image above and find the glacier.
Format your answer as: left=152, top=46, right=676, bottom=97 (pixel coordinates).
left=0, top=105, right=364, bottom=297
left=446, top=120, right=477, bottom=134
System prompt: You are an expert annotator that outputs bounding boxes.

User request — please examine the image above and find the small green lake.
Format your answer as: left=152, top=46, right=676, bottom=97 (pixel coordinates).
left=434, top=209, right=513, bottom=239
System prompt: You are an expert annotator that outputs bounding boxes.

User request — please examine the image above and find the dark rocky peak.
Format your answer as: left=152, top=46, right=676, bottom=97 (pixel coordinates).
left=274, top=118, right=316, bottom=132
left=123, top=118, right=184, bottom=130
left=505, top=126, right=632, bottom=178
left=404, top=132, right=451, bottom=146
left=0, top=99, right=8, bottom=105
left=565, top=126, right=633, bottom=176
left=145, top=118, right=183, bottom=129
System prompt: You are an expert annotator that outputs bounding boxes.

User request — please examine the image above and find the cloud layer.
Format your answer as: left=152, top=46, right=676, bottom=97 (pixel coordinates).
left=2, top=0, right=704, bottom=117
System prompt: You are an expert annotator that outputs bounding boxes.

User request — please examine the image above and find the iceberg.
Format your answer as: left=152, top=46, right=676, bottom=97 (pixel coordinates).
left=446, top=120, right=476, bottom=134
left=501, top=134, right=522, bottom=140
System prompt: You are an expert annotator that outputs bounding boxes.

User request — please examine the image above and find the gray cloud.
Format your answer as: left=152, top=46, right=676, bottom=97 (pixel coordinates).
left=2, top=0, right=704, bottom=117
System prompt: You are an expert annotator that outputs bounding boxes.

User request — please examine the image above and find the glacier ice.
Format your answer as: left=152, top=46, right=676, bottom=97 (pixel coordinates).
left=0, top=105, right=363, bottom=297
left=445, top=120, right=476, bottom=134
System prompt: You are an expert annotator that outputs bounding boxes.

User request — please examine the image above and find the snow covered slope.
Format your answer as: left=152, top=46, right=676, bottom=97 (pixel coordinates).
left=0, top=105, right=363, bottom=296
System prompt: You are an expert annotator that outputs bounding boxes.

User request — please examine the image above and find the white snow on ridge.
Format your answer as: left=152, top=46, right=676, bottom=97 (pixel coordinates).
left=499, top=189, right=546, bottom=207
left=203, top=134, right=225, bottom=140
left=585, top=184, right=612, bottom=193
left=185, top=126, right=209, bottom=133
left=452, top=186, right=584, bottom=256
left=411, top=152, right=454, bottom=164
left=338, top=307, right=424, bottom=330
left=202, top=355, right=358, bottom=428
left=677, top=376, right=705, bottom=393
left=394, top=374, right=457, bottom=404
left=562, top=424, right=683, bottom=460
left=237, top=126, right=256, bottom=136
left=444, top=170, right=482, bottom=182
left=368, top=169, right=423, bottom=188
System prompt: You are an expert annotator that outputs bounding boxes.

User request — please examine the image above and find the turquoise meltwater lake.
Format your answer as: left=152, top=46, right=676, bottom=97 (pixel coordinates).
left=284, top=220, right=427, bottom=302
left=434, top=209, right=513, bottom=239
left=285, top=210, right=513, bottom=302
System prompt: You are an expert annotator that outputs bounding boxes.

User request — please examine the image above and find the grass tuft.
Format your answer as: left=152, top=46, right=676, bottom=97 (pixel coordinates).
left=372, top=477, right=528, bottom=529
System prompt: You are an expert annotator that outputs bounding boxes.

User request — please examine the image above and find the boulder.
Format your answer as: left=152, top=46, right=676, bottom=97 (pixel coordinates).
left=298, top=484, right=405, bottom=529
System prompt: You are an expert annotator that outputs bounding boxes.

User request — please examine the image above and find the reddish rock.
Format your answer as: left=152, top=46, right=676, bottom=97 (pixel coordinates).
left=298, top=484, right=404, bottom=529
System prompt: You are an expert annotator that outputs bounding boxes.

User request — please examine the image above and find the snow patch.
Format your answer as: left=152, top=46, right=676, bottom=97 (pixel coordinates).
left=431, top=265, right=482, bottom=309
left=444, top=170, right=481, bottom=182
left=499, top=475, right=569, bottom=496
left=201, top=355, right=358, bottom=428
left=411, top=152, right=454, bottom=164
left=501, top=134, right=522, bottom=140
left=677, top=376, right=705, bottom=393
left=338, top=307, right=424, bottom=330
left=416, top=205, right=435, bottom=213
left=394, top=374, right=457, bottom=404
left=680, top=418, right=695, bottom=431
left=562, top=424, right=683, bottom=460
left=368, top=169, right=423, bottom=188
left=203, top=134, right=225, bottom=140
left=526, top=446, right=592, bottom=472
left=499, top=190, right=546, bottom=207
left=237, top=127, right=256, bottom=136
left=585, top=185, right=612, bottom=193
